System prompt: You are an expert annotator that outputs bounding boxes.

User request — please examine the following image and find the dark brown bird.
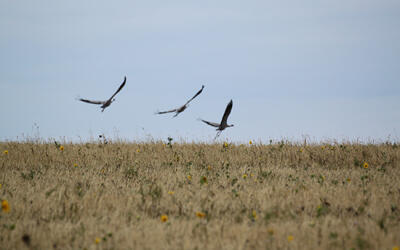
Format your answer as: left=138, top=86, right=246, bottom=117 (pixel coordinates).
left=199, top=99, right=234, bottom=138
left=78, top=76, right=126, bottom=112
left=156, top=85, right=204, bottom=117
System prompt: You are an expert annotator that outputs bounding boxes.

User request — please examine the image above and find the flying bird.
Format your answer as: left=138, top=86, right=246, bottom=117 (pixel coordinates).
left=156, top=85, right=205, bottom=117
left=78, top=76, right=126, bottom=112
left=199, top=99, right=234, bottom=139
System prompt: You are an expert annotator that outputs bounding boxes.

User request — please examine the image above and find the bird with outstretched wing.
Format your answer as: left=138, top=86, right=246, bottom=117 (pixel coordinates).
left=156, top=85, right=204, bottom=117
left=199, top=99, right=234, bottom=139
left=78, top=76, right=126, bottom=112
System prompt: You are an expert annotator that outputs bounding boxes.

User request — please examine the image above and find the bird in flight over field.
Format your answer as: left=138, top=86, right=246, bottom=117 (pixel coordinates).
left=199, top=99, right=234, bottom=139
left=156, top=85, right=205, bottom=117
left=78, top=76, right=126, bottom=112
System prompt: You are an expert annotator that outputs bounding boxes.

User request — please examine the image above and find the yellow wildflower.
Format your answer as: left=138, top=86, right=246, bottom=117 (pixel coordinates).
left=95, top=237, right=101, bottom=244
left=2, top=200, right=10, bottom=213
left=249, top=140, right=253, bottom=145
left=287, top=235, right=294, bottom=242
left=207, top=165, right=212, bottom=171
left=321, top=146, right=325, bottom=150
left=196, top=212, right=206, bottom=218
left=168, top=191, right=174, bottom=195
left=223, top=142, right=228, bottom=148
left=299, top=148, right=303, bottom=153
left=252, top=210, right=257, bottom=219
left=392, top=246, right=399, bottom=250
left=73, top=163, right=78, bottom=168
left=243, top=174, right=248, bottom=179
left=187, top=175, right=192, bottom=181
left=136, top=149, right=140, bottom=153
left=363, top=162, right=369, bottom=169
left=161, top=214, right=168, bottom=222
left=59, top=145, right=64, bottom=151
left=3, top=150, right=8, bottom=155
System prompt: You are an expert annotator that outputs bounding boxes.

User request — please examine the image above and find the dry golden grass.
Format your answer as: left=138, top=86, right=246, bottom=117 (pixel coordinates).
left=1, top=140, right=400, bottom=250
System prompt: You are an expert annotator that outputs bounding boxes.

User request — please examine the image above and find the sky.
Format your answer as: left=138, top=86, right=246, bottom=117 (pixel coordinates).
left=1, top=0, right=399, bottom=143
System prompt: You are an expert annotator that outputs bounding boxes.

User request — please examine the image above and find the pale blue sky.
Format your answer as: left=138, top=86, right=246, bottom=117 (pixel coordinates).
left=1, top=0, right=399, bottom=143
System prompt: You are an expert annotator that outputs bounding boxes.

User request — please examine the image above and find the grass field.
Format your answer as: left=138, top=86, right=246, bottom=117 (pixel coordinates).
left=1, top=140, right=400, bottom=250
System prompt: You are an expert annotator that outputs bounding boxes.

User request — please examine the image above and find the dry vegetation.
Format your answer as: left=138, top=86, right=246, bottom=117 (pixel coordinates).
left=1, top=139, right=400, bottom=250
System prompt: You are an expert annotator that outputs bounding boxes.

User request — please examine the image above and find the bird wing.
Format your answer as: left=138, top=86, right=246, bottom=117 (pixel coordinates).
left=184, top=85, right=204, bottom=106
left=199, top=119, right=220, bottom=128
left=155, top=108, right=178, bottom=115
left=109, top=76, right=127, bottom=100
left=78, top=98, right=105, bottom=105
left=220, top=100, right=233, bottom=126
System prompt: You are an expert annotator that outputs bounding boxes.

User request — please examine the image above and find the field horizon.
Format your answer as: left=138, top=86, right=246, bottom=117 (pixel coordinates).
left=1, top=140, right=399, bottom=249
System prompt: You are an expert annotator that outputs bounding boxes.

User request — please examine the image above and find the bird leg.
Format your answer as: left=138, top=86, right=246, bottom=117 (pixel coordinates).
left=214, top=131, right=222, bottom=140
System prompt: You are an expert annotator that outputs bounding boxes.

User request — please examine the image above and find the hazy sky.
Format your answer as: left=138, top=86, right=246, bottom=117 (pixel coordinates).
left=1, top=0, right=399, bottom=143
